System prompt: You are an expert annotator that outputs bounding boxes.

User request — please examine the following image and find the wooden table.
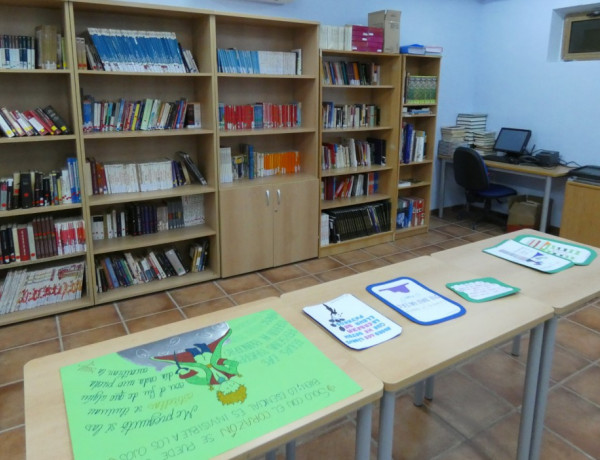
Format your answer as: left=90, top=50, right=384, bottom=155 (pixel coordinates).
left=437, top=155, right=571, bottom=231
left=280, top=256, right=554, bottom=460
left=431, top=229, right=600, bottom=459
left=24, top=297, right=382, bottom=460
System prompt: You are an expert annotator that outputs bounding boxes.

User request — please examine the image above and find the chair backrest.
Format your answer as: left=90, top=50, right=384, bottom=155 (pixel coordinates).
left=453, top=147, right=490, bottom=191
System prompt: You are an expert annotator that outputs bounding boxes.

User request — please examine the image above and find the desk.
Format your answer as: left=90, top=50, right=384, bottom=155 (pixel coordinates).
left=280, top=256, right=553, bottom=460
left=437, top=155, right=571, bottom=231
left=431, top=229, right=600, bottom=459
left=24, top=297, right=382, bottom=460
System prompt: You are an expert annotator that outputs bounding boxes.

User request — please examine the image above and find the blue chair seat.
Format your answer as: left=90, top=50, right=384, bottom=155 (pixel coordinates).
left=477, top=184, right=517, bottom=198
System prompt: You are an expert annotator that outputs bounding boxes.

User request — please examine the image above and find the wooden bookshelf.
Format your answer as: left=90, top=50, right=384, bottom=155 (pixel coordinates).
left=397, top=55, right=441, bottom=238
left=319, top=50, right=401, bottom=257
left=0, top=0, right=92, bottom=325
left=215, top=14, right=320, bottom=277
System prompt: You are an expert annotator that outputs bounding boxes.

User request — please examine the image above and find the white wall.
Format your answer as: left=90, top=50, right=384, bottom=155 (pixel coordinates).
left=120, top=0, right=600, bottom=227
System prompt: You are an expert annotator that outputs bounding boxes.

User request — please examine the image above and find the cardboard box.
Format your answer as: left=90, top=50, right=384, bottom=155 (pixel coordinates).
left=507, top=195, right=548, bottom=232
left=368, top=10, right=401, bottom=53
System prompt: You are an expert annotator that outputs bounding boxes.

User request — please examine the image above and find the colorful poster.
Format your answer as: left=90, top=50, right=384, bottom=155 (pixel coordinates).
left=483, top=239, right=574, bottom=273
left=303, top=293, right=402, bottom=349
left=60, top=309, right=361, bottom=460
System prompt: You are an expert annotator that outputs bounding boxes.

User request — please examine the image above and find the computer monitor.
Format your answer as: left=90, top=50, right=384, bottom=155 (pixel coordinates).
left=493, top=128, right=532, bottom=157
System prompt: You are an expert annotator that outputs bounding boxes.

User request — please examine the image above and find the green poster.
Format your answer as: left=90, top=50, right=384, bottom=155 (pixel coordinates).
left=60, top=309, right=361, bottom=459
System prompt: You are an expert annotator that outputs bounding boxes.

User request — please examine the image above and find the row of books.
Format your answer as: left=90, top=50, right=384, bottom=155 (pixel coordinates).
left=401, top=123, right=427, bottom=164
left=404, top=75, right=437, bottom=104
left=81, top=96, right=197, bottom=133
left=219, top=145, right=301, bottom=183
left=217, top=48, right=301, bottom=75
left=0, top=105, right=70, bottom=138
left=0, top=262, right=85, bottom=315
left=321, top=172, right=379, bottom=201
left=86, top=157, right=205, bottom=198
left=321, top=137, right=386, bottom=170
left=91, top=195, right=205, bottom=240
left=322, top=102, right=380, bottom=129
left=0, top=160, right=81, bottom=211
left=319, top=24, right=384, bottom=53
left=322, top=60, right=381, bottom=86
left=0, top=26, right=68, bottom=70
left=397, top=196, right=426, bottom=229
left=1, top=217, right=86, bottom=265
left=217, top=102, right=301, bottom=131
left=323, top=200, right=391, bottom=244
left=95, top=239, right=209, bottom=292
left=0, top=34, right=35, bottom=70
left=81, top=27, right=196, bottom=73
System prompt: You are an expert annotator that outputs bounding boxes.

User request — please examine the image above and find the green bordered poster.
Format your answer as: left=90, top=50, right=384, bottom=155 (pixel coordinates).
left=60, top=309, right=361, bottom=460
left=446, top=277, right=520, bottom=302
left=483, top=239, right=574, bottom=273
left=513, top=234, right=597, bottom=266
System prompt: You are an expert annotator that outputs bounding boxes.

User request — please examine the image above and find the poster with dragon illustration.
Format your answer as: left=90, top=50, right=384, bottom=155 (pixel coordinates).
left=60, top=309, right=361, bottom=459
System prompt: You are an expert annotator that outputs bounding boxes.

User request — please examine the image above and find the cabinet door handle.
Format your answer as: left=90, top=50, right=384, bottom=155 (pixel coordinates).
left=265, top=189, right=270, bottom=206
left=277, top=189, right=281, bottom=205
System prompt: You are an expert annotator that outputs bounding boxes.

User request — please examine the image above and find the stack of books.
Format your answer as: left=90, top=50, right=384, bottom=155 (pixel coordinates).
left=440, top=126, right=466, bottom=142
left=455, top=113, right=488, bottom=144
left=473, top=131, right=497, bottom=153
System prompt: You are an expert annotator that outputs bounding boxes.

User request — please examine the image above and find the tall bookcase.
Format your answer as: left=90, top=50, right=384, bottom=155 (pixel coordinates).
left=216, top=14, right=320, bottom=278
left=68, top=0, right=220, bottom=304
left=0, top=0, right=92, bottom=326
left=396, top=55, right=441, bottom=239
left=319, top=50, right=401, bottom=257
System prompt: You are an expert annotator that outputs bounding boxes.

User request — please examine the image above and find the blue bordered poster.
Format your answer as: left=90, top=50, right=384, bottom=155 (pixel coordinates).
left=366, top=277, right=466, bottom=325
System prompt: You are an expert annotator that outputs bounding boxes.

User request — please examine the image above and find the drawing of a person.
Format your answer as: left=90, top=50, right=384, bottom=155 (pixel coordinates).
left=153, top=328, right=247, bottom=405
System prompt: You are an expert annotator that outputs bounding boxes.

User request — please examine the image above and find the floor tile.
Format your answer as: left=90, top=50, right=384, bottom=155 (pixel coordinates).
left=0, top=427, right=25, bottom=460
left=296, top=256, right=343, bottom=274
left=555, top=319, right=600, bottom=360
left=0, top=381, right=24, bottom=430
left=315, top=266, right=357, bottom=283
left=230, top=285, right=281, bottom=305
left=435, top=224, right=477, bottom=238
left=362, top=242, right=404, bottom=257
left=459, top=349, right=526, bottom=407
left=348, top=257, right=390, bottom=273
left=259, top=264, right=307, bottom=284
left=331, top=249, right=375, bottom=266
left=0, top=316, right=57, bottom=351
left=425, top=370, right=513, bottom=438
left=169, top=281, right=226, bottom=308
left=62, top=323, right=127, bottom=351
left=125, top=309, right=185, bottom=334
left=216, top=272, right=269, bottom=294
left=567, top=304, right=600, bottom=332
left=0, top=340, right=60, bottom=385
left=382, top=251, right=420, bottom=264
left=59, top=304, right=120, bottom=335
left=116, top=292, right=178, bottom=320
left=545, top=386, right=600, bottom=458
left=181, top=297, right=235, bottom=318
left=275, top=275, right=321, bottom=293
left=563, top=364, right=600, bottom=406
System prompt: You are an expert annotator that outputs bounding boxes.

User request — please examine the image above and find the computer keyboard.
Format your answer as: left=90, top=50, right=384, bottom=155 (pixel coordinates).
left=483, top=154, right=518, bottom=164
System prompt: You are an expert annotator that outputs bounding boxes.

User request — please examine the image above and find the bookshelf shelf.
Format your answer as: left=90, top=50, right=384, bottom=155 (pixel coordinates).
left=0, top=135, right=78, bottom=144
left=78, top=70, right=212, bottom=78
left=0, top=69, right=71, bottom=75
left=218, top=73, right=316, bottom=80
left=87, top=185, right=215, bottom=206
left=321, top=164, right=392, bottom=178
left=0, top=252, right=87, bottom=272
left=0, top=295, right=93, bottom=327
left=218, top=127, right=315, bottom=137
left=319, top=49, right=401, bottom=256
left=92, top=224, right=216, bottom=255
left=81, top=129, right=213, bottom=140
left=0, top=203, right=83, bottom=218
left=320, top=192, right=391, bottom=210
left=94, top=268, right=218, bottom=304
left=397, top=55, right=441, bottom=237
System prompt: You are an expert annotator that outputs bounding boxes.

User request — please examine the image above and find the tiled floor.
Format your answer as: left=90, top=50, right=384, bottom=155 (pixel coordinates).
left=1, top=212, right=600, bottom=459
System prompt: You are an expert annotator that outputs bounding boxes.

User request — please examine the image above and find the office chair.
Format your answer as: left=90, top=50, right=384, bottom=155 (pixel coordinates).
left=453, top=146, right=517, bottom=229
